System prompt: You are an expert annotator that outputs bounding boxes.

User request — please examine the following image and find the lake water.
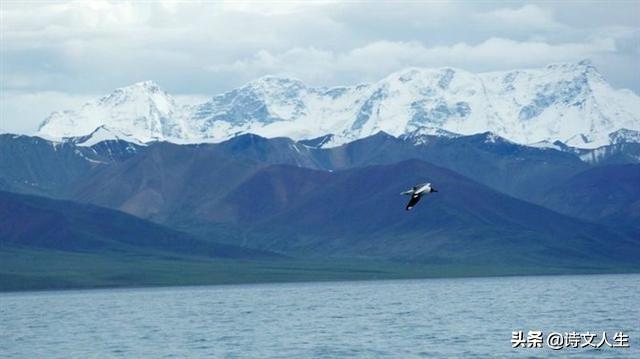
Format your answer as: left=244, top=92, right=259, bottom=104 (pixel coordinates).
left=1, top=274, right=638, bottom=358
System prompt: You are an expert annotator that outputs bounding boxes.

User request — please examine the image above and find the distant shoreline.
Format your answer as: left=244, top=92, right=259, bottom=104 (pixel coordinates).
left=3, top=259, right=638, bottom=294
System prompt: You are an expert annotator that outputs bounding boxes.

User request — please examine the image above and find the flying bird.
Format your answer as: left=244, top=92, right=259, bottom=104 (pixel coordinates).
left=401, top=183, right=437, bottom=210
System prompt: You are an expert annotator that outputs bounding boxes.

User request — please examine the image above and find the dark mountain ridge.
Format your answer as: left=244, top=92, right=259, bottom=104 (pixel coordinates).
left=0, top=190, right=278, bottom=260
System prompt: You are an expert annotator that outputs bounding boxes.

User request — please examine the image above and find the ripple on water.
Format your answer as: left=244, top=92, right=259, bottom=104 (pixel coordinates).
left=1, top=274, right=639, bottom=358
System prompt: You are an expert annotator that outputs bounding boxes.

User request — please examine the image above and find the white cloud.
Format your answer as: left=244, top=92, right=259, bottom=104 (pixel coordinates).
left=475, top=4, right=562, bottom=30
left=0, top=0, right=638, bottom=134
left=205, top=37, right=619, bottom=87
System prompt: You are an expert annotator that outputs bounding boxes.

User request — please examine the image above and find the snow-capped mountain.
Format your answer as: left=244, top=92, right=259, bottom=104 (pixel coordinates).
left=36, top=60, right=640, bottom=148
left=38, top=81, right=187, bottom=143
left=608, top=128, right=640, bottom=145
left=68, top=125, right=146, bottom=147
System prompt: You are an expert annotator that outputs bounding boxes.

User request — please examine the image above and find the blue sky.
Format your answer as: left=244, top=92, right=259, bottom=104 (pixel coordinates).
left=1, top=0, right=638, bottom=133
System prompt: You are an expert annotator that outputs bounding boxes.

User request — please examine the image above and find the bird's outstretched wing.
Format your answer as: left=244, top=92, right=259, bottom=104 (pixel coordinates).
left=405, top=194, right=421, bottom=211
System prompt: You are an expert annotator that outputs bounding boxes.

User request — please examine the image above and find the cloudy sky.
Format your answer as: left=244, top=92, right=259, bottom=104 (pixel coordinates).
left=1, top=0, right=638, bottom=133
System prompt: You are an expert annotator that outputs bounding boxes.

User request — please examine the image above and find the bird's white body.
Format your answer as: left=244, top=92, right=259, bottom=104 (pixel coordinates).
left=401, top=183, right=434, bottom=195
left=401, top=182, right=437, bottom=210
left=414, top=183, right=433, bottom=195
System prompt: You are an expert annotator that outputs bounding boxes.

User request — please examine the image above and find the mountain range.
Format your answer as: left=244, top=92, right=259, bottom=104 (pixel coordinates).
left=0, top=190, right=275, bottom=259
left=2, top=132, right=638, bottom=253
left=3, top=60, right=640, bottom=290
left=36, top=60, right=640, bottom=149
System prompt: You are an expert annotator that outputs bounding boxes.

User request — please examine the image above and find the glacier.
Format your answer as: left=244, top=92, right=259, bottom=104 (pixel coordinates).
left=36, top=60, right=640, bottom=149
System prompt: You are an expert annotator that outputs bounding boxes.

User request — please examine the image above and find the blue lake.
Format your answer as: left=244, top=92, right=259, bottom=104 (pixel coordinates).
left=2, top=274, right=638, bottom=358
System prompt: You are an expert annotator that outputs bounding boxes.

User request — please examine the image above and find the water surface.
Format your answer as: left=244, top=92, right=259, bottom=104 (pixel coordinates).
left=2, top=274, right=638, bottom=358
